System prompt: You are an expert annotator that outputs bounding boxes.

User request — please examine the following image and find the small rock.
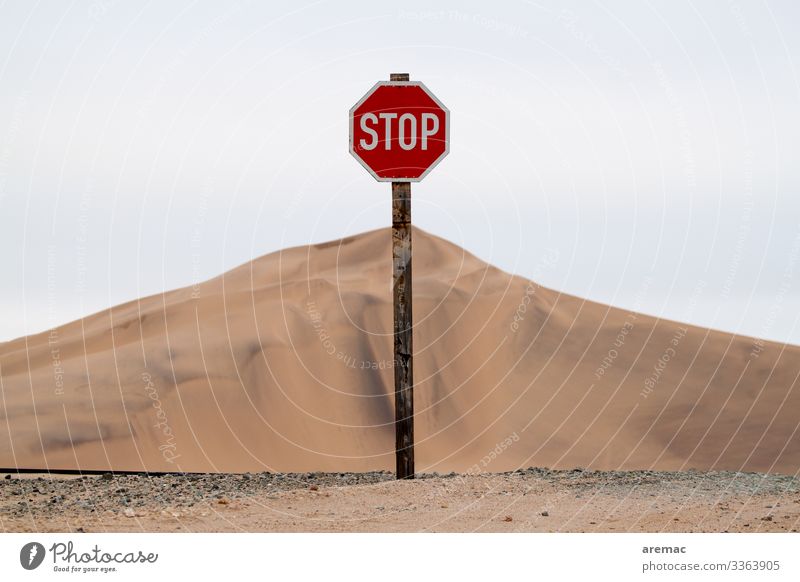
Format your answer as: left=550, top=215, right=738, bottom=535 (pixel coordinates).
left=123, top=508, right=136, bottom=517
left=762, top=515, right=773, bottom=521
left=217, top=498, right=229, bottom=505
left=541, top=511, right=549, bottom=517
left=309, top=485, right=319, bottom=491
left=503, top=516, right=513, bottom=522
left=4, top=474, right=11, bottom=480
left=101, top=473, right=114, bottom=481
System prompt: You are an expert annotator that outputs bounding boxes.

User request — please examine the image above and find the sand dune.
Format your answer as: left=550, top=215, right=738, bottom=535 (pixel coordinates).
left=1, top=228, right=798, bottom=474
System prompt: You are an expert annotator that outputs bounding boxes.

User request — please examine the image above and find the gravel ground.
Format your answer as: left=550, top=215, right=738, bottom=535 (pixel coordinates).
left=2, top=468, right=799, bottom=533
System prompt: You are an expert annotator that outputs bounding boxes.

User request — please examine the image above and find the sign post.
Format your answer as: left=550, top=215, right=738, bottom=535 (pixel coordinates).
left=349, top=73, right=449, bottom=479
left=390, top=72, right=414, bottom=478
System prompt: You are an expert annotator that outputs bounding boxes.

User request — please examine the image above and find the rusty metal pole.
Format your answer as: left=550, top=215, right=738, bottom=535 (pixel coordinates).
left=390, top=72, right=414, bottom=480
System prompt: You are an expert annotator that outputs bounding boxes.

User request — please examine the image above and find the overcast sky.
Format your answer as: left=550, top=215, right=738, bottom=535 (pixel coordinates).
left=1, top=0, right=799, bottom=345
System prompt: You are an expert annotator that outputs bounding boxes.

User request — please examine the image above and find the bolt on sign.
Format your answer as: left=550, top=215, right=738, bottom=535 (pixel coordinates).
left=349, top=74, right=450, bottom=480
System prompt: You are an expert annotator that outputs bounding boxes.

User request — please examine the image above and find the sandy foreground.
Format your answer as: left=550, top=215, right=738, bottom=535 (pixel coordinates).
left=2, top=469, right=799, bottom=533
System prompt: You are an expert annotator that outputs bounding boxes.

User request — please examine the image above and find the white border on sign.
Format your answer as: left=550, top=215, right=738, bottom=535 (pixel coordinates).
left=348, top=80, right=450, bottom=182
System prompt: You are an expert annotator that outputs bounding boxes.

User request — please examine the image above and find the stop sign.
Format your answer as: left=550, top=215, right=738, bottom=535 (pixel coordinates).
left=349, top=81, right=449, bottom=181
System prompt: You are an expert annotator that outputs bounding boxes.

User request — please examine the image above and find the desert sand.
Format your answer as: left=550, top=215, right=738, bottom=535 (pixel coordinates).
left=2, top=470, right=798, bottom=533
left=1, top=228, right=799, bottom=474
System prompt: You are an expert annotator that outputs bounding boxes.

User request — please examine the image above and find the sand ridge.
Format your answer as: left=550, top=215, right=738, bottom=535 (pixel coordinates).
left=1, top=228, right=799, bottom=474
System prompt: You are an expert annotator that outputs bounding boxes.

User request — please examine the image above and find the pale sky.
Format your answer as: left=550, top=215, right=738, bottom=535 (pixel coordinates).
left=1, top=0, right=799, bottom=345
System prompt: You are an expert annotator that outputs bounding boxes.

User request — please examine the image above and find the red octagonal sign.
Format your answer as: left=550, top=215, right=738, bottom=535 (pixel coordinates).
left=349, top=81, right=449, bottom=182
